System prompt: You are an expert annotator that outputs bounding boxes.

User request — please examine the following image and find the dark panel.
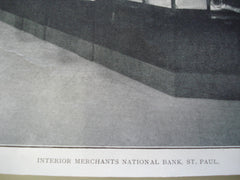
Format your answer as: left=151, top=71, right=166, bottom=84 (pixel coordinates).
left=170, top=10, right=240, bottom=74
left=0, top=0, right=2, bottom=9
left=22, top=0, right=48, bottom=25
left=94, top=44, right=176, bottom=96
left=0, top=0, right=239, bottom=100
left=0, top=0, right=23, bottom=17
left=45, top=26, right=93, bottom=60
left=94, top=0, right=176, bottom=70
left=22, top=18, right=45, bottom=39
left=175, top=73, right=240, bottom=100
left=167, top=16, right=240, bottom=75
left=94, top=1, right=178, bottom=71
left=93, top=0, right=115, bottom=48
left=223, top=0, right=240, bottom=7
left=0, top=9, right=23, bottom=29
left=47, top=0, right=95, bottom=41
left=0, top=0, right=23, bottom=29
left=95, top=1, right=240, bottom=75
left=21, top=0, right=48, bottom=39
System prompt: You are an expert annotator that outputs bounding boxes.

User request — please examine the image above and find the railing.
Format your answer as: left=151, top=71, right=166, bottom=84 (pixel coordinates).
left=128, top=0, right=240, bottom=13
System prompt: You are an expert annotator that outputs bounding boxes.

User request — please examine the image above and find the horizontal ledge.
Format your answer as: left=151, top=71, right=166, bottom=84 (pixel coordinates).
left=0, top=8, right=239, bottom=100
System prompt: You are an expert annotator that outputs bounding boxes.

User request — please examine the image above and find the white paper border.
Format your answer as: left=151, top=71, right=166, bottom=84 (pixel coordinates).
left=0, top=147, right=239, bottom=177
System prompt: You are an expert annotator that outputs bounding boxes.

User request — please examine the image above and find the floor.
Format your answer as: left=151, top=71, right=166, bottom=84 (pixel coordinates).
left=0, top=21, right=239, bottom=147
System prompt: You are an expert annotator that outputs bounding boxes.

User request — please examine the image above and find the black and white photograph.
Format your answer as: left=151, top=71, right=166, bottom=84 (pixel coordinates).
left=0, top=0, right=239, bottom=149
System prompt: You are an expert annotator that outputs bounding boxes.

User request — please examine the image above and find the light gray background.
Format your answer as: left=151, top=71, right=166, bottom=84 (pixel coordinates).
left=0, top=21, right=239, bottom=147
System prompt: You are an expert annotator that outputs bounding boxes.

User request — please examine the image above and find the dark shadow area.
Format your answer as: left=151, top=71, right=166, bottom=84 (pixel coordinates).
left=0, top=0, right=239, bottom=100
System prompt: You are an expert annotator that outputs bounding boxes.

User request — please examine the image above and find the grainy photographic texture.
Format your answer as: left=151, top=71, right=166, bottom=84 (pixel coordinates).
left=0, top=0, right=239, bottom=147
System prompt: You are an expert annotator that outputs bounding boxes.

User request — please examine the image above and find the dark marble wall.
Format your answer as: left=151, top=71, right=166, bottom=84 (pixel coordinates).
left=47, top=0, right=95, bottom=42
left=0, top=0, right=239, bottom=99
left=0, top=0, right=24, bottom=28
left=224, top=0, right=240, bottom=7
left=94, top=0, right=240, bottom=74
left=172, top=10, right=240, bottom=74
left=1, top=0, right=239, bottom=73
left=22, top=0, right=48, bottom=25
left=0, top=0, right=23, bottom=17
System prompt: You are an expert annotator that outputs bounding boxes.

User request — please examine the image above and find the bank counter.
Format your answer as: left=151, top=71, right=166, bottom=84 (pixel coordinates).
left=0, top=0, right=239, bottom=100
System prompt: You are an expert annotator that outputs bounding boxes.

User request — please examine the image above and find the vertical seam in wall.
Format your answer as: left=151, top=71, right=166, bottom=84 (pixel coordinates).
left=207, top=0, right=211, bottom=12
left=19, top=0, right=25, bottom=30
left=206, top=0, right=211, bottom=18
left=43, top=13, right=47, bottom=40
left=92, top=1, right=96, bottom=61
left=171, top=0, right=176, bottom=9
left=43, top=1, right=49, bottom=40
left=19, top=10, right=24, bottom=30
